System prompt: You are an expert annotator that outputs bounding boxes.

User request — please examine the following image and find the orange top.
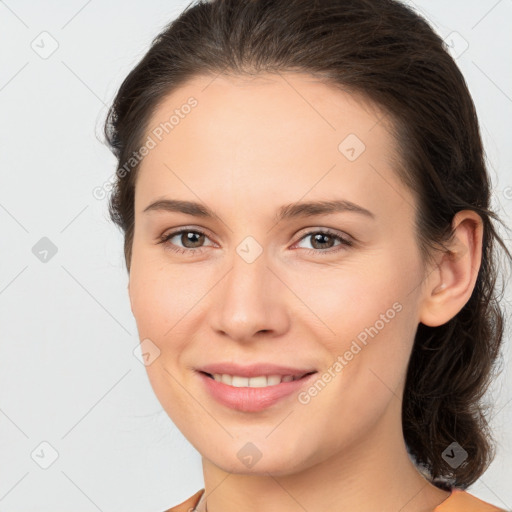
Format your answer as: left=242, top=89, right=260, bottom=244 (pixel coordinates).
left=164, top=488, right=506, bottom=512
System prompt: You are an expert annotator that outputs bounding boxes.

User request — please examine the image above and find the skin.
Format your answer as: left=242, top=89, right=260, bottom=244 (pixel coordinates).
left=127, top=72, right=483, bottom=512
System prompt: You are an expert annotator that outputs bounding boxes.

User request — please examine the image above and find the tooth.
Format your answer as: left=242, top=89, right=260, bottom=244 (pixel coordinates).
left=221, top=374, right=232, bottom=385
left=267, top=375, right=282, bottom=386
left=248, top=376, right=268, bottom=387
left=231, top=376, right=249, bottom=387
left=211, top=373, right=303, bottom=387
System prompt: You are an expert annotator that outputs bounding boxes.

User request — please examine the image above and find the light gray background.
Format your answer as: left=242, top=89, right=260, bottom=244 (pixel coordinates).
left=0, top=1, right=511, bottom=511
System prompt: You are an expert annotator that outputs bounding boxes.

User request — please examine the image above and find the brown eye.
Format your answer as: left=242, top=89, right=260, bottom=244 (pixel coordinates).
left=175, top=230, right=205, bottom=248
left=158, top=229, right=212, bottom=255
left=309, top=232, right=338, bottom=250
left=294, top=229, right=353, bottom=256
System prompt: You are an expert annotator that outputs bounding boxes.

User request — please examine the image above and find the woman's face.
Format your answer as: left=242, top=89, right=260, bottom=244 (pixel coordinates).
left=128, top=72, right=429, bottom=475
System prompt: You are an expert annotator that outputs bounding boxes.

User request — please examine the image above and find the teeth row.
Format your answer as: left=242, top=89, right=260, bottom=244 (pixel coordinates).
left=212, top=374, right=302, bottom=387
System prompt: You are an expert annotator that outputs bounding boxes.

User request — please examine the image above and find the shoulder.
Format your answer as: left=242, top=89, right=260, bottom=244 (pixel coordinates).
left=435, top=488, right=508, bottom=512
left=162, top=489, right=205, bottom=512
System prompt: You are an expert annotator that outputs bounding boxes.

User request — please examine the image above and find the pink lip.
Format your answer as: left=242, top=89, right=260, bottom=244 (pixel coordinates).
left=197, top=371, right=318, bottom=412
left=197, top=362, right=316, bottom=378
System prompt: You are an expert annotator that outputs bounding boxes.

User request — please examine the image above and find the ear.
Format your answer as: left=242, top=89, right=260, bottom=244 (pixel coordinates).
left=418, top=210, right=483, bottom=327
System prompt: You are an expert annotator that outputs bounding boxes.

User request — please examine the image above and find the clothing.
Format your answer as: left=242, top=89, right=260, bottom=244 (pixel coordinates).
left=163, top=487, right=507, bottom=512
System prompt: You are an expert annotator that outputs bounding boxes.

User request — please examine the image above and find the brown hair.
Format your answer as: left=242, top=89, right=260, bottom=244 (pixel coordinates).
left=103, top=0, right=512, bottom=489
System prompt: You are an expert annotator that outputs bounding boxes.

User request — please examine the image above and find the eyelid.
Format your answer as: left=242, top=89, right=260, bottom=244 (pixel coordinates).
left=158, top=226, right=352, bottom=244
left=159, top=225, right=215, bottom=241
left=293, top=226, right=354, bottom=244
left=158, top=225, right=354, bottom=257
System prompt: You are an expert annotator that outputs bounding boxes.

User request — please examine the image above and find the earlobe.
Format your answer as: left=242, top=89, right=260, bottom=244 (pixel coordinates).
left=418, top=210, right=483, bottom=327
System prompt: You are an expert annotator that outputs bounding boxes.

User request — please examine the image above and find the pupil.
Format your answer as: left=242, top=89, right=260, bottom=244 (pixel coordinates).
left=313, top=233, right=332, bottom=249
left=184, top=231, right=204, bottom=248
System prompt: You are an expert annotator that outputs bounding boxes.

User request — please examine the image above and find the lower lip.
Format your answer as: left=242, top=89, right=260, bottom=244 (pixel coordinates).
left=197, top=371, right=317, bottom=412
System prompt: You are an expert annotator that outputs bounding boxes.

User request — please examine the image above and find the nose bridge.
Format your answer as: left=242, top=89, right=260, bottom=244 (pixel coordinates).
left=210, top=245, right=288, bottom=340
left=223, top=247, right=272, bottom=315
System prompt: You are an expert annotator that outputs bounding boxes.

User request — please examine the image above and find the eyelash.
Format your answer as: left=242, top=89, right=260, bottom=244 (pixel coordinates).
left=157, top=227, right=353, bottom=257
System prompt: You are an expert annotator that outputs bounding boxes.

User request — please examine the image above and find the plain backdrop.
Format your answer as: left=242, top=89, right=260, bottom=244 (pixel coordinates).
left=0, top=0, right=511, bottom=510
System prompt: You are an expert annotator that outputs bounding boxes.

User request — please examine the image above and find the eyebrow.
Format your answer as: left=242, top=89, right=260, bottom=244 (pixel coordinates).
left=143, top=198, right=375, bottom=222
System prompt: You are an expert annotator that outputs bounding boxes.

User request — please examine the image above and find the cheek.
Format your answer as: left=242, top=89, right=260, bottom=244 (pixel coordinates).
left=287, top=257, right=411, bottom=342
left=128, top=265, right=200, bottom=419
left=291, top=251, right=420, bottom=401
left=128, top=258, right=192, bottom=335
left=297, top=300, right=415, bottom=456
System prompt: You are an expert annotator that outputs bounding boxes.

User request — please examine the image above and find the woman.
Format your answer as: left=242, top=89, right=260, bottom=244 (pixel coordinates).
left=103, top=0, right=511, bottom=510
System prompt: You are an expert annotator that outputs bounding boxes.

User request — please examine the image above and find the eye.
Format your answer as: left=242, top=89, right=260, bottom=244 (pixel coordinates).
left=293, top=229, right=353, bottom=256
left=157, top=228, right=214, bottom=255
left=157, top=227, right=353, bottom=257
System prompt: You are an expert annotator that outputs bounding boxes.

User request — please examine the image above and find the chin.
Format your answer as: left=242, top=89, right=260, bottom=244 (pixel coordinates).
left=204, top=445, right=313, bottom=477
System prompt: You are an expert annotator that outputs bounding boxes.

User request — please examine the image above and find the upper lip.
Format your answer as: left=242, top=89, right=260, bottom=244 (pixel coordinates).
left=197, top=362, right=317, bottom=378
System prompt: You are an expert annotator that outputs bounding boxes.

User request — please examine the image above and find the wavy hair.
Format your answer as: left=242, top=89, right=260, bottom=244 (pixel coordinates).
left=102, top=0, right=512, bottom=489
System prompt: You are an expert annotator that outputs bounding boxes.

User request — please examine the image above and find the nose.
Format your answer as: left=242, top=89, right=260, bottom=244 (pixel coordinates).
left=208, top=251, right=290, bottom=343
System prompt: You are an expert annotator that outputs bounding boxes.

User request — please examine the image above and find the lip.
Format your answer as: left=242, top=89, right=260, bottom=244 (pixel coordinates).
left=197, top=370, right=318, bottom=412
left=196, top=362, right=317, bottom=378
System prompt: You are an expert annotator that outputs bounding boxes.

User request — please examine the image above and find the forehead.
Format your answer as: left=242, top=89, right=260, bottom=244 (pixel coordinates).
left=135, top=72, right=411, bottom=221
left=145, top=71, right=393, bottom=149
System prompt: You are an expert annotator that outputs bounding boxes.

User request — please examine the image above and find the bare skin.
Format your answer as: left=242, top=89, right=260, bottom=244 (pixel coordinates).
left=127, top=72, right=483, bottom=512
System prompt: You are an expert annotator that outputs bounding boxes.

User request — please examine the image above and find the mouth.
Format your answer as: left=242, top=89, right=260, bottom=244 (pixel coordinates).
left=197, top=369, right=319, bottom=412
left=199, top=370, right=317, bottom=387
